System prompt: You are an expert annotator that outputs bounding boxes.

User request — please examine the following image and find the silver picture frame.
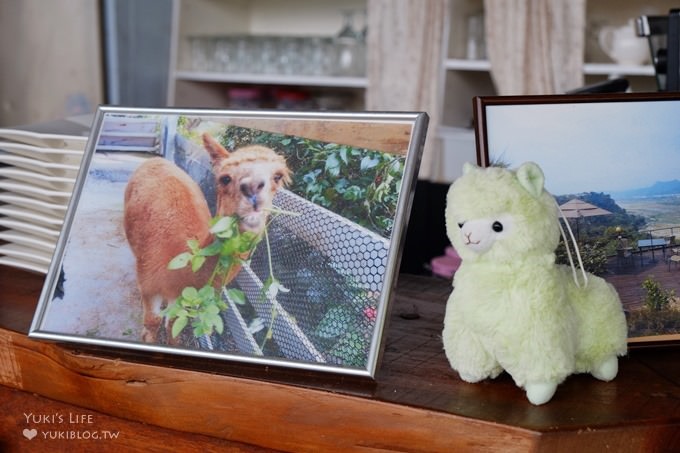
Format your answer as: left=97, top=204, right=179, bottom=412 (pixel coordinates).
left=29, top=106, right=428, bottom=378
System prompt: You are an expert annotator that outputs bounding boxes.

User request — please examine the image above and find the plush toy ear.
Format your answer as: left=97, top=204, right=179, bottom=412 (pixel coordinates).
left=462, top=162, right=478, bottom=175
left=516, top=162, right=545, bottom=198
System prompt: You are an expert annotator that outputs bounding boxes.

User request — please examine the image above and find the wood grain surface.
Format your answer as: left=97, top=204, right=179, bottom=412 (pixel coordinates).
left=1, top=267, right=679, bottom=452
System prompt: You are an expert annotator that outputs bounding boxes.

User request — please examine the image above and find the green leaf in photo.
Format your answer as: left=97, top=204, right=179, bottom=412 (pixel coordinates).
left=167, top=252, right=192, bottom=270
left=181, top=286, right=199, bottom=301
left=360, top=155, right=380, bottom=171
left=325, top=153, right=340, bottom=177
left=198, top=285, right=217, bottom=301
left=199, top=240, right=222, bottom=257
left=225, top=287, right=246, bottom=305
left=210, top=215, right=236, bottom=235
left=248, top=317, right=265, bottom=334
left=187, top=238, right=201, bottom=253
left=171, top=315, right=188, bottom=338
left=191, top=255, right=206, bottom=272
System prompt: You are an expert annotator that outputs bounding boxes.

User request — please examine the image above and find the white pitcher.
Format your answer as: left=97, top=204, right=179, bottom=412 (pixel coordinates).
left=598, top=19, right=650, bottom=65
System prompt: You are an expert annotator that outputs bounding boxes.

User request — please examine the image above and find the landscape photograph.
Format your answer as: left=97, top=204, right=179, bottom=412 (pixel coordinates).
left=482, top=97, right=680, bottom=342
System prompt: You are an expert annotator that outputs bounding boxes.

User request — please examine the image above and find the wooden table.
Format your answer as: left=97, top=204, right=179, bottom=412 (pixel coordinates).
left=1, top=267, right=679, bottom=452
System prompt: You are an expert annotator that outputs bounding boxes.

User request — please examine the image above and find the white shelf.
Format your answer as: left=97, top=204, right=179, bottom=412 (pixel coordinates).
left=444, top=58, right=655, bottom=77
left=174, top=70, right=368, bottom=89
left=582, top=62, right=655, bottom=77
left=444, top=59, right=491, bottom=71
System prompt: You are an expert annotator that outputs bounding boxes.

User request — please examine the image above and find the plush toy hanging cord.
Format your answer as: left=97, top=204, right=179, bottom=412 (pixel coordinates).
left=555, top=199, right=589, bottom=288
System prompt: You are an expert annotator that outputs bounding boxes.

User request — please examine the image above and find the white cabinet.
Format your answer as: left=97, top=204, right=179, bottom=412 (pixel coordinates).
left=167, top=0, right=367, bottom=110
left=442, top=0, right=674, bottom=129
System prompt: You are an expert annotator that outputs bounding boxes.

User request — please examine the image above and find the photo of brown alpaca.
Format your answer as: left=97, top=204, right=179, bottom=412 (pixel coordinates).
left=123, top=133, right=291, bottom=343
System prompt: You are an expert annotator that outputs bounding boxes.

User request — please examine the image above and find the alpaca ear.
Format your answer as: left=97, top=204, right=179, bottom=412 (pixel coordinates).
left=516, top=162, right=545, bottom=198
left=462, top=162, right=478, bottom=175
left=202, top=133, right=231, bottom=164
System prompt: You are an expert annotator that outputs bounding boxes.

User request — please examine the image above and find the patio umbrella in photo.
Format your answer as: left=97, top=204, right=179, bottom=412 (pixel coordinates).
left=558, top=198, right=613, bottom=240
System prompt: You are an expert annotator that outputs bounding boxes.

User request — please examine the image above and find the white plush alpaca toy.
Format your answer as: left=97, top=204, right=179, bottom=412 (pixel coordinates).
left=442, top=162, right=628, bottom=405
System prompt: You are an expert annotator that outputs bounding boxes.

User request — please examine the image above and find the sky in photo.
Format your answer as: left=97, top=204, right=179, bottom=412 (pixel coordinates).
left=485, top=99, right=680, bottom=196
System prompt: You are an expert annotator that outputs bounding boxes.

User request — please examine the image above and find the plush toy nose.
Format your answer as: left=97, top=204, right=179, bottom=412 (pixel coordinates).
left=457, top=222, right=465, bottom=229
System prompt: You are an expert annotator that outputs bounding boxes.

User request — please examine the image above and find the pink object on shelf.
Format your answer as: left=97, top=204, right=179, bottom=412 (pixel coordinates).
left=431, top=246, right=461, bottom=279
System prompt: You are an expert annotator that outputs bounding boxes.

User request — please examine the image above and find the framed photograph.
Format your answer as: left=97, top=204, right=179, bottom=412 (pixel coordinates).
left=29, top=106, right=428, bottom=377
left=474, top=92, right=680, bottom=345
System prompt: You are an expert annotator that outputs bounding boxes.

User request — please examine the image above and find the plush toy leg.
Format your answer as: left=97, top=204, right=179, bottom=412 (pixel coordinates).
left=591, top=355, right=619, bottom=382
left=443, top=298, right=504, bottom=382
left=525, top=381, right=558, bottom=405
left=445, top=338, right=503, bottom=383
left=458, top=364, right=503, bottom=384
left=443, top=320, right=502, bottom=382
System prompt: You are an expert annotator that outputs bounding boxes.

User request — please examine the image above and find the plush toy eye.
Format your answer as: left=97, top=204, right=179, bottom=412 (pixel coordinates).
left=219, top=175, right=232, bottom=186
left=492, top=221, right=503, bottom=232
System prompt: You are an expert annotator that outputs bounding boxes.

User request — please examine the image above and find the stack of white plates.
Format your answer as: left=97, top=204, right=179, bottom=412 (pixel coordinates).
left=0, top=128, right=87, bottom=273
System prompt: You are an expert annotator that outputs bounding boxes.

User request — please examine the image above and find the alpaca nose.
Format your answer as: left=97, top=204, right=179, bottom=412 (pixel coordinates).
left=240, top=178, right=266, bottom=196
left=241, top=177, right=266, bottom=207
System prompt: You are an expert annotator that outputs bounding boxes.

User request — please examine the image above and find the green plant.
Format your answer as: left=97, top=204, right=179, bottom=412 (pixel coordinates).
left=162, top=285, right=228, bottom=338
left=290, top=140, right=404, bottom=237
left=642, top=276, right=675, bottom=312
left=163, top=208, right=297, bottom=342
left=556, top=240, right=608, bottom=276
left=162, top=215, right=256, bottom=339
left=627, top=306, right=680, bottom=337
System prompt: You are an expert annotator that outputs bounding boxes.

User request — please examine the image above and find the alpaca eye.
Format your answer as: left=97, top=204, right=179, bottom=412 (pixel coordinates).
left=219, top=175, right=232, bottom=186
left=274, top=173, right=286, bottom=184
left=492, top=221, right=503, bottom=232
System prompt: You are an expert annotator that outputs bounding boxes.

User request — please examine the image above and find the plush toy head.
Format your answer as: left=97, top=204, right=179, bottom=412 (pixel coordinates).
left=442, top=161, right=628, bottom=405
left=446, top=162, right=560, bottom=263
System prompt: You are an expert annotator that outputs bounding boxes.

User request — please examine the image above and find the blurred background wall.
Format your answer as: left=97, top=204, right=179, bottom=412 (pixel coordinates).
left=0, top=0, right=172, bottom=127
left=0, top=0, right=103, bottom=126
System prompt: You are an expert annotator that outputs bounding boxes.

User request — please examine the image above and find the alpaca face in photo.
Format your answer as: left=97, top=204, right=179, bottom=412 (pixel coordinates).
left=202, top=134, right=291, bottom=235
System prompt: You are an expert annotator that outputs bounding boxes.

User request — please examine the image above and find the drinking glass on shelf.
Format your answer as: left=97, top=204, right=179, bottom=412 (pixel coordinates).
left=189, top=37, right=214, bottom=72
left=259, top=36, right=279, bottom=74
left=214, top=37, right=235, bottom=73
left=233, top=35, right=261, bottom=74
left=249, top=36, right=266, bottom=74
left=465, top=13, right=486, bottom=60
left=277, top=36, right=303, bottom=75
left=333, top=10, right=363, bottom=77
left=300, top=36, right=332, bottom=76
